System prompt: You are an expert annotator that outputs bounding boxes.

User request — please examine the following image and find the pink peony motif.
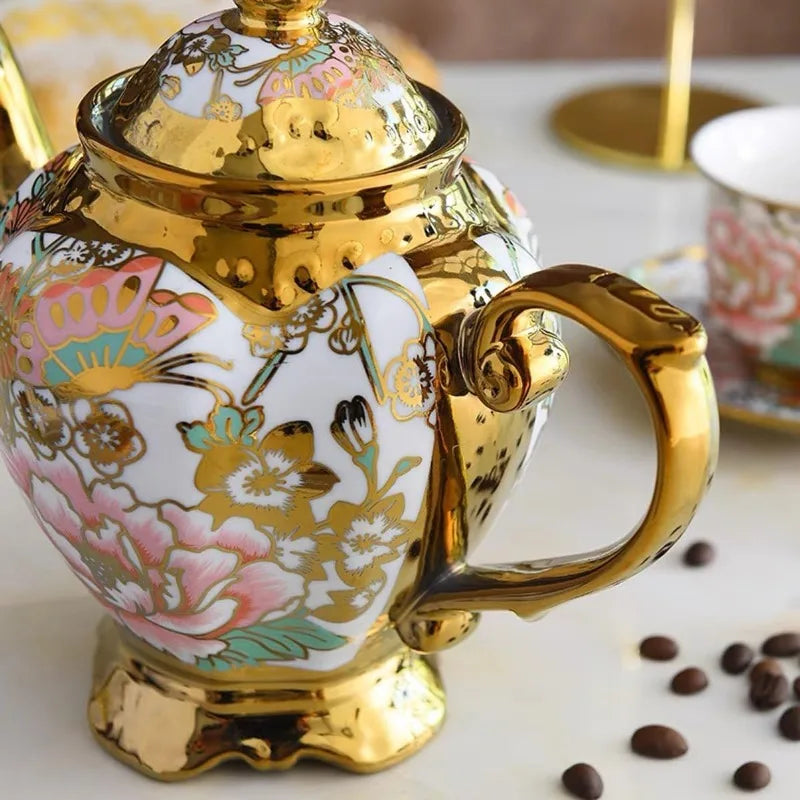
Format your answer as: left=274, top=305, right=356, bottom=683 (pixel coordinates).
left=708, top=206, right=800, bottom=351
left=2, top=438, right=305, bottom=662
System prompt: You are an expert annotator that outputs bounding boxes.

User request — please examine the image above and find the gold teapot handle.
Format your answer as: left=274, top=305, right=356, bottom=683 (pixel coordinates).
left=397, top=264, right=718, bottom=648
left=0, top=26, right=52, bottom=205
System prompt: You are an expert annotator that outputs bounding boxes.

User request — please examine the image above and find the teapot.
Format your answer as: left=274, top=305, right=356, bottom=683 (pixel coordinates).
left=0, top=0, right=717, bottom=780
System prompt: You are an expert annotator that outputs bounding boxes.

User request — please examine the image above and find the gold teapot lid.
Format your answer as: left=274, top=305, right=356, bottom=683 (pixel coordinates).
left=110, top=0, right=439, bottom=181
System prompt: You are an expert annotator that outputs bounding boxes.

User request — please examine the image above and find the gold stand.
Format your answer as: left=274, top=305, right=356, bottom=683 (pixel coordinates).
left=550, top=0, right=759, bottom=170
left=88, top=618, right=446, bottom=780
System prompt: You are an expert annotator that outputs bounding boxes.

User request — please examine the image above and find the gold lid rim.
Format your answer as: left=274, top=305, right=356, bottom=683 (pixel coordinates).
left=78, top=70, right=468, bottom=199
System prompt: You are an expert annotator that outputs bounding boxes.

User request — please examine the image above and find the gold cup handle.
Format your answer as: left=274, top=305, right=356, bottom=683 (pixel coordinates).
left=399, top=264, right=718, bottom=645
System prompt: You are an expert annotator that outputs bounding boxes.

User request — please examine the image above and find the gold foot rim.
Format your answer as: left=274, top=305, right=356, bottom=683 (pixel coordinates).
left=88, top=619, right=446, bottom=781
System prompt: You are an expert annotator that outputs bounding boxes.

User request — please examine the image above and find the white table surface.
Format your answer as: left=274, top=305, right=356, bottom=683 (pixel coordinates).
left=3, top=58, right=800, bottom=798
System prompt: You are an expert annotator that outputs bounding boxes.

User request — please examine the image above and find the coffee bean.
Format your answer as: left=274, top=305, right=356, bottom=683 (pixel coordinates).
left=721, top=643, right=754, bottom=675
left=670, top=667, right=708, bottom=695
left=639, top=636, right=678, bottom=661
left=561, top=763, right=603, bottom=799
left=794, top=676, right=800, bottom=700
left=733, top=762, right=771, bottom=791
left=683, top=540, right=715, bottom=567
left=749, top=672, right=789, bottom=710
left=630, top=725, right=688, bottom=759
left=762, top=631, right=800, bottom=657
left=749, top=658, right=783, bottom=681
left=779, top=705, right=800, bottom=740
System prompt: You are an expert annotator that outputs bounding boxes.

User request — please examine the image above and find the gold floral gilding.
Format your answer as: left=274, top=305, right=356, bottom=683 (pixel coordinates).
left=0, top=0, right=718, bottom=781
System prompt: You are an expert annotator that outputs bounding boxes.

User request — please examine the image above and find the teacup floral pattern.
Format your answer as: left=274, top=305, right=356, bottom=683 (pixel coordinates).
left=707, top=186, right=800, bottom=366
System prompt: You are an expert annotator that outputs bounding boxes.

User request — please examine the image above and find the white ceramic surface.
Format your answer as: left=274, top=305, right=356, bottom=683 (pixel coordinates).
left=691, top=106, right=800, bottom=206
left=2, top=58, right=800, bottom=799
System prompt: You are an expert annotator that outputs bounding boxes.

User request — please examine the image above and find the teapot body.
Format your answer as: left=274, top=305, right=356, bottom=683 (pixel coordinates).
left=0, top=2, right=719, bottom=782
left=0, top=142, right=555, bottom=675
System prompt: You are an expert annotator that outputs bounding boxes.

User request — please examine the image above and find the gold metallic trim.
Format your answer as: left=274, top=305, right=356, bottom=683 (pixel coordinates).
left=719, top=402, right=800, bottom=434
left=72, top=71, right=479, bottom=324
left=78, top=73, right=466, bottom=217
left=89, top=618, right=445, bottom=780
left=77, top=70, right=469, bottom=209
left=233, top=0, right=326, bottom=31
left=400, top=265, right=718, bottom=621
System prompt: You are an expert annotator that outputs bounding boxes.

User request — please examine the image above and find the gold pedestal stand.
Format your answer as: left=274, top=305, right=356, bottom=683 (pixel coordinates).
left=550, top=0, right=759, bottom=170
left=88, top=618, right=446, bottom=780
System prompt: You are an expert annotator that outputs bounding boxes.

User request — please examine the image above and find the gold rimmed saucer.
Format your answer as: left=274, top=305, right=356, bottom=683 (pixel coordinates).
left=627, top=246, right=800, bottom=433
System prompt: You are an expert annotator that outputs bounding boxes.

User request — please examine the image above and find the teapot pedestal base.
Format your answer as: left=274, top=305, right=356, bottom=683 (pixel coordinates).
left=87, top=617, right=446, bottom=780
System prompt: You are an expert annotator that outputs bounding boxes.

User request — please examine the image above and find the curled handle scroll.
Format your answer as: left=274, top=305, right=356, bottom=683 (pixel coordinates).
left=401, top=264, right=718, bottom=633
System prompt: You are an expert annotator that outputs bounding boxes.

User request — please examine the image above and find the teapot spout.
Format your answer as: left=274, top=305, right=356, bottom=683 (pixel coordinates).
left=0, top=26, right=53, bottom=205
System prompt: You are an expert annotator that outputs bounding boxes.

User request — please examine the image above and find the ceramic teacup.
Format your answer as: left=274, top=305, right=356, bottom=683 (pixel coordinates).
left=692, top=106, right=800, bottom=383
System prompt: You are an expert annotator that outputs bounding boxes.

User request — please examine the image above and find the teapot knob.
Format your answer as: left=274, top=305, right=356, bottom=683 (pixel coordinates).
left=234, top=0, right=327, bottom=29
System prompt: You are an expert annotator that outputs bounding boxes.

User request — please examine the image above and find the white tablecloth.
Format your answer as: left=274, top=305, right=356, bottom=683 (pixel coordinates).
left=2, top=58, right=800, bottom=799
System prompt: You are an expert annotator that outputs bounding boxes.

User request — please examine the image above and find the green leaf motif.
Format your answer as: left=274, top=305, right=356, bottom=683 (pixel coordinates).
left=392, top=456, right=423, bottom=478
left=354, top=443, right=377, bottom=473
left=178, top=404, right=264, bottom=452
left=196, top=614, right=348, bottom=672
left=767, top=322, right=800, bottom=370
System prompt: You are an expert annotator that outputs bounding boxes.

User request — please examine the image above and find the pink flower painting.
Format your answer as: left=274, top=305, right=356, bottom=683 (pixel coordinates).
left=3, top=438, right=305, bottom=661
left=708, top=206, right=800, bottom=352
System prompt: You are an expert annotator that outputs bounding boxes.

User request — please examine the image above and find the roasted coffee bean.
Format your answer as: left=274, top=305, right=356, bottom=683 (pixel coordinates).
left=779, top=706, right=800, bottom=740
left=733, top=762, right=771, bottom=791
left=749, top=672, right=789, bottom=710
left=639, top=636, right=678, bottom=661
left=721, top=643, right=754, bottom=675
left=762, top=632, right=800, bottom=657
left=670, top=667, right=708, bottom=695
left=749, top=658, right=783, bottom=681
left=561, top=763, right=603, bottom=799
left=683, top=541, right=715, bottom=567
left=794, top=676, right=800, bottom=700
left=630, top=725, right=688, bottom=759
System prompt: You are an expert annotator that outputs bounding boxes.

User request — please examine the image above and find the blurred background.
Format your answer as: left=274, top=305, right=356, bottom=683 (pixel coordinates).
left=334, top=0, right=800, bottom=59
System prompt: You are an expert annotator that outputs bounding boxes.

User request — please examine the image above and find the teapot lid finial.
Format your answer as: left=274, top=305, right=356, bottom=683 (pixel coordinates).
left=108, top=1, right=439, bottom=182
left=233, top=0, right=326, bottom=29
